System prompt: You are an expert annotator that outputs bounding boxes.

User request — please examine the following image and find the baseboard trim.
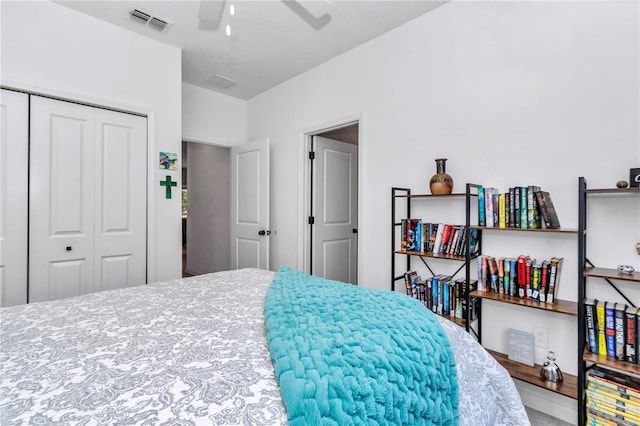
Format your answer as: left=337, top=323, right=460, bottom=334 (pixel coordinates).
left=515, top=379, right=578, bottom=425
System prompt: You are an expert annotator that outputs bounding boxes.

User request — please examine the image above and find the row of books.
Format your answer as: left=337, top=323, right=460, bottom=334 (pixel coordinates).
left=404, top=271, right=479, bottom=321
left=586, top=366, right=640, bottom=425
left=476, top=255, right=563, bottom=304
left=478, top=185, right=561, bottom=229
left=585, top=299, right=640, bottom=365
left=400, top=219, right=480, bottom=257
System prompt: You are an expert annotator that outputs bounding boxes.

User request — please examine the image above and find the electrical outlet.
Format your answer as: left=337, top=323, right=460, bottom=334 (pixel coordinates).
left=533, top=325, right=548, bottom=348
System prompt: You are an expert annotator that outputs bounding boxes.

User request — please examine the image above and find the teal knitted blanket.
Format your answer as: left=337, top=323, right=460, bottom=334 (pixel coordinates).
left=264, top=267, right=459, bottom=426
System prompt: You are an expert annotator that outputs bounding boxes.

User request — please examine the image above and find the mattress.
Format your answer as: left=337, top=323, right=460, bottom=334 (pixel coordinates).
left=0, top=268, right=529, bottom=425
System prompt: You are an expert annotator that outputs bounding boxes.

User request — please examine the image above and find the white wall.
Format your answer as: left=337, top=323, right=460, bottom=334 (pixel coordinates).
left=247, top=1, right=639, bottom=422
left=182, top=81, right=246, bottom=146
left=1, top=1, right=182, bottom=282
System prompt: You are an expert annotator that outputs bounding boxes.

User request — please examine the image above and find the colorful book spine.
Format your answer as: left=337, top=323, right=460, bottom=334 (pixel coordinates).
left=508, top=258, right=517, bottom=297
left=527, top=185, right=539, bottom=229
left=519, top=186, right=528, bottom=228
left=626, top=307, right=637, bottom=364
left=546, top=256, right=563, bottom=304
left=498, top=257, right=505, bottom=295
left=485, top=187, right=495, bottom=228
left=588, top=366, right=640, bottom=398
left=478, top=186, right=485, bottom=227
left=517, top=255, right=528, bottom=299
left=477, top=256, right=485, bottom=292
left=488, top=256, right=499, bottom=293
left=508, top=187, right=515, bottom=228
left=531, top=264, right=541, bottom=302
left=585, top=298, right=599, bottom=354
left=539, top=260, right=549, bottom=303
left=605, top=302, right=616, bottom=358
left=596, top=302, right=608, bottom=356
left=498, top=192, right=506, bottom=228
left=503, top=258, right=510, bottom=295
left=514, top=187, right=521, bottom=228
left=615, top=303, right=627, bottom=361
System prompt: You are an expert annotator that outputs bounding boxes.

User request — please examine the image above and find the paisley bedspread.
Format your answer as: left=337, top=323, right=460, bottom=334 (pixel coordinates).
left=0, top=268, right=529, bottom=425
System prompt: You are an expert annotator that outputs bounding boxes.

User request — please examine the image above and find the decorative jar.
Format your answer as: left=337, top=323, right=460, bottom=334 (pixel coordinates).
left=429, top=158, right=453, bottom=195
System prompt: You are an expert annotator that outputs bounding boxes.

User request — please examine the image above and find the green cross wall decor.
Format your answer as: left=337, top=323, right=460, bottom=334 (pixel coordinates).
left=160, top=175, right=177, bottom=199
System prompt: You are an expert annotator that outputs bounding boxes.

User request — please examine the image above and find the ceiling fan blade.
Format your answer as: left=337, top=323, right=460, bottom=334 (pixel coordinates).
left=282, top=0, right=332, bottom=31
left=198, top=0, right=226, bottom=31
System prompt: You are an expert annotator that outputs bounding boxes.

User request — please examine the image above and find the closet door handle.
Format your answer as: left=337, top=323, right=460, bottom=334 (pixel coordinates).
left=66, top=246, right=72, bottom=251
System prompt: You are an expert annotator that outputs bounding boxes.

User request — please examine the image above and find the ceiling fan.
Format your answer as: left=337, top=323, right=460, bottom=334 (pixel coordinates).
left=198, top=0, right=332, bottom=32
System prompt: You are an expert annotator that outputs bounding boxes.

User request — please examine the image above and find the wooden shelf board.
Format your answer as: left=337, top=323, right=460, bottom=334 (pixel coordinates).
left=586, top=187, right=640, bottom=194
left=394, top=250, right=471, bottom=261
left=394, top=193, right=466, bottom=198
left=436, top=312, right=466, bottom=328
left=486, top=349, right=578, bottom=399
left=470, top=290, right=578, bottom=316
left=583, top=349, right=640, bottom=376
left=470, top=226, right=578, bottom=234
left=584, top=267, right=640, bottom=283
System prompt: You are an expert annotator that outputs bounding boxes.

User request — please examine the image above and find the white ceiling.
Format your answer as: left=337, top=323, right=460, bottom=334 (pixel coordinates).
left=56, top=1, right=447, bottom=100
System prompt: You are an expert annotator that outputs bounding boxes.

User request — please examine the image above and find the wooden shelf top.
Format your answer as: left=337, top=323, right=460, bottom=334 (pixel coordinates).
left=583, top=349, right=640, bottom=376
left=470, top=290, right=578, bottom=316
left=470, top=226, right=579, bottom=234
left=486, top=349, right=578, bottom=399
left=394, top=193, right=466, bottom=199
left=584, top=267, right=640, bottom=283
left=394, top=250, right=473, bottom=262
left=585, top=187, right=640, bottom=195
left=437, top=312, right=466, bottom=328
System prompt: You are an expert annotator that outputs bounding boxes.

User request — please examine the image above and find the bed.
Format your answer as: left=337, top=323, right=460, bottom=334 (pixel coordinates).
left=0, top=267, right=529, bottom=425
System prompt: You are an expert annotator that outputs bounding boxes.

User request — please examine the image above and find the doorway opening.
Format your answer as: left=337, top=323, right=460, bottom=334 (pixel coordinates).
left=303, top=120, right=359, bottom=285
left=181, top=141, right=231, bottom=277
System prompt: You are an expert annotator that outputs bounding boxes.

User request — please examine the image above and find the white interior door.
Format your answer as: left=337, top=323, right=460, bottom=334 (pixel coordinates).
left=230, top=138, right=269, bottom=270
left=312, top=136, right=358, bottom=284
left=0, top=89, right=29, bottom=306
left=29, top=96, right=146, bottom=302
left=93, top=108, right=147, bottom=291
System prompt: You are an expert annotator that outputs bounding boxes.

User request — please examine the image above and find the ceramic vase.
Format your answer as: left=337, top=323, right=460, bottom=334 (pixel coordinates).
left=429, top=158, right=453, bottom=195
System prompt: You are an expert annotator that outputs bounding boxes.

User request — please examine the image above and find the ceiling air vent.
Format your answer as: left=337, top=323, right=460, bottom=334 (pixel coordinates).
left=128, top=7, right=172, bottom=34
left=204, top=74, right=238, bottom=90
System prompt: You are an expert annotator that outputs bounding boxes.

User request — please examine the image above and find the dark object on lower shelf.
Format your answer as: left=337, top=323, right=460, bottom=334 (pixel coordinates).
left=630, top=167, right=640, bottom=188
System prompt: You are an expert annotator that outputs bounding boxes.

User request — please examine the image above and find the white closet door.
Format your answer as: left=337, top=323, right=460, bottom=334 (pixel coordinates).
left=93, top=108, right=147, bottom=291
left=29, top=96, right=147, bottom=302
left=0, top=89, right=29, bottom=306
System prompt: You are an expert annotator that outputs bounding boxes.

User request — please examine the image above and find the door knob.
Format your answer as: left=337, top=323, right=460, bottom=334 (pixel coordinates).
left=66, top=246, right=72, bottom=251
left=352, top=228, right=358, bottom=234
left=258, top=230, right=271, bottom=236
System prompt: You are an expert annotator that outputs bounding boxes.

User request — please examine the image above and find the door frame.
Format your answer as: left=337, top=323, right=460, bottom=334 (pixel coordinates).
left=297, top=114, right=362, bottom=279
left=1, top=81, right=156, bottom=283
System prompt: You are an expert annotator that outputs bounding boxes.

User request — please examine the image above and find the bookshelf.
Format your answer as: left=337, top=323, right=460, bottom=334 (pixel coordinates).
left=390, top=187, right=475, bottom=328
left=464, top=183, right=579, bottom=401
left=577, top=177, right=640, bottom=426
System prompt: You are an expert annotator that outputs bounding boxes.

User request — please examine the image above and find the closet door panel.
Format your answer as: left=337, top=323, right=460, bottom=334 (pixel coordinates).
left=0, top=89, right=28, bottom=306
left=94, top=109, right=147, bottom=291
left=29, top=97, right=95, bottom=302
